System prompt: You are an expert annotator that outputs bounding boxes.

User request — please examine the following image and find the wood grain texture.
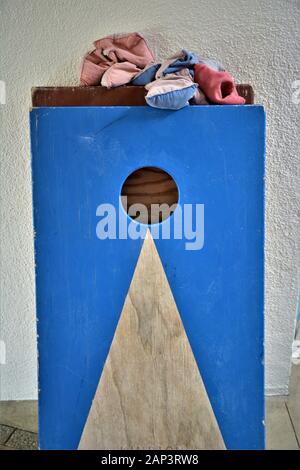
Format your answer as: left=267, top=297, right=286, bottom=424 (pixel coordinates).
left=121, top=167, right=178, bottom=224
left=79, top=231, right=225, bottom=450
left=31, top=84, right=254, bottom=107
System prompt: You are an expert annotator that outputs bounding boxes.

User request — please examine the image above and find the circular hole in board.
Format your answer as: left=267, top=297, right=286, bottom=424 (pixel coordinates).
left=121, top=167, right=179, bottom=224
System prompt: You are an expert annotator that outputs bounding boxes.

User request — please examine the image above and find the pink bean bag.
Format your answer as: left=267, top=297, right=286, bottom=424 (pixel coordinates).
left=80, top=32, right=154, bottom=86
left=194, top=64, right=245, bottom=105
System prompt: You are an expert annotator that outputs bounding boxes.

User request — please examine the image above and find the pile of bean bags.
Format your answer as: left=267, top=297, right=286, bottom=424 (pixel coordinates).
left=80, top=32, right=245, bottom=110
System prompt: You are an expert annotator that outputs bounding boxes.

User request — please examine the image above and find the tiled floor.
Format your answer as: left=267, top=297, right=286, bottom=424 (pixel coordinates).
left=0, top=400, right=38, bottom=450
left=0, top=365, right=299, bottom=450
left=266, top=364, right=300, bottom=450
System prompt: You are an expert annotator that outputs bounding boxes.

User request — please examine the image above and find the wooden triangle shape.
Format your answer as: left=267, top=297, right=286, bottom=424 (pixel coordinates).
left=79, top=231, right=225, bottom=450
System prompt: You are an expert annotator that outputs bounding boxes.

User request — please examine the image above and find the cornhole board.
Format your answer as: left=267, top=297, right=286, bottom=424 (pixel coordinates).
left=30, top=104, right=265, bottom=450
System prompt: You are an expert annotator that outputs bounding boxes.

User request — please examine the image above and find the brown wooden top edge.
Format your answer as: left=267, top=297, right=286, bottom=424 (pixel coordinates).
left=31, top=84, right=254, bottom=107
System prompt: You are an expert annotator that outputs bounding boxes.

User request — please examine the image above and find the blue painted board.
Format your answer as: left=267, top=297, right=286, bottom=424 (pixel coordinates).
left=30, top=105, right=265, bottom=450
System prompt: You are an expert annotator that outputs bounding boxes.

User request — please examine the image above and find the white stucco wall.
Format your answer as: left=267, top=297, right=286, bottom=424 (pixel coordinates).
left=0, top=0, right=299, bottom=399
